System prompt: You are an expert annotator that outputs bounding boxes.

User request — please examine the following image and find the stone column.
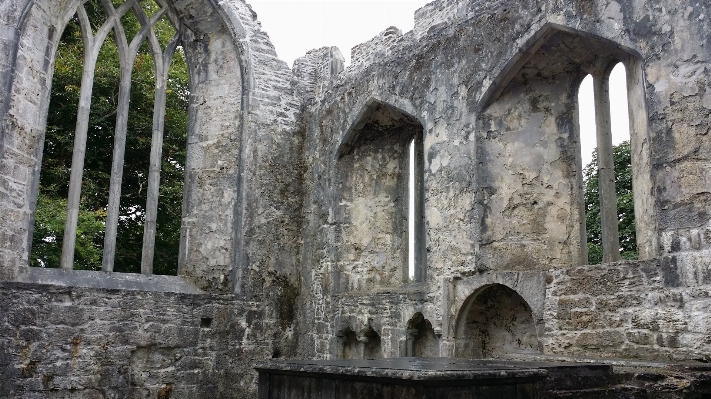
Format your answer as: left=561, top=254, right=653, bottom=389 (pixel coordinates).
left=593, top=70, right=621, bottom=263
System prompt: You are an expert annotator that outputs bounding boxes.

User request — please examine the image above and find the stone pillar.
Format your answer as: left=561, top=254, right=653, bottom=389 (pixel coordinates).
left=593, top=70, right=621, bottom=263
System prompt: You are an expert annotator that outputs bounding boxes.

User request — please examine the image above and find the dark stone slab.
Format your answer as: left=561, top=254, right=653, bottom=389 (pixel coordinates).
left=256, top=358, right=611, bottom=399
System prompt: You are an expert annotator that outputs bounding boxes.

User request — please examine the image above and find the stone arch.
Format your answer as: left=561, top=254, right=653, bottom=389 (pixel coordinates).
left=478, top=22, right=642, bottom=111
left=336, top=95, right=421, bottom=158
left=333, top=99, right=426, bottom=291
left=336, top=326, right=360, bottom=360
left=359, top=324, right=382, bottom=360
left=474, top=22, right=656, bottom=272
left=405, top=312, right=438, bottom=357
left=335, top=323, right=382, bottom=360
left=0, top=0, right=253, bottom=288
left=454, top=284, right=539, bottom=359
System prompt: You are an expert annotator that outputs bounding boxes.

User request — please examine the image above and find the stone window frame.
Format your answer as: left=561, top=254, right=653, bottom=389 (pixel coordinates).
left=479, top=23, right=658, bottom=265
left=335, top=97, right=427, bottom=288
left=46, top=0, right=183, bottom=274
left=580, top=63, right=628, bottom=263
left=575, top=57, right=656, bottom=263
left=0, top=0, right=251, bottom=293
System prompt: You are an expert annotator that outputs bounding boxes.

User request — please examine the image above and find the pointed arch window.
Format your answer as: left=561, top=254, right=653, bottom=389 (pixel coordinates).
left=31, top=0, right=186, bottom=274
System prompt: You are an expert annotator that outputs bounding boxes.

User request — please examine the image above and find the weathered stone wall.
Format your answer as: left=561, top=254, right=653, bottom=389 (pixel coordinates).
left=225, top=1, right=304, bottom=303
left=543, top=258, right=711, bottom=362
left=297, top=0, right=711, bottom=365
left=1, top=0, right=711, bottom=396
left=0, top=282, right=276, bottom=398
left=292, top=47, right=344, bottom=105
left=0, top=0, right=303, bottom=397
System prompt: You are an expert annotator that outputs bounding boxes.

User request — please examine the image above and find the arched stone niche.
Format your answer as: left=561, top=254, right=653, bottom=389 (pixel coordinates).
left=336, top=326, right=360, bottom=360
left=475, top=24, right=655, bottom=271
left=0, top=0, right=249, bottom=291
left=333, top=99, right=425, bottom=291
left=454, top=284, right=539, bottom=359
left=405, top=312, right=438, bottom=357
left=336, top=323, right=382, bottom=360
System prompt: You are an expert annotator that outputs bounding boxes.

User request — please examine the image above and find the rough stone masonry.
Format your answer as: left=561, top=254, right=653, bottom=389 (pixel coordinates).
left=1, top=0, right=710, bottom=397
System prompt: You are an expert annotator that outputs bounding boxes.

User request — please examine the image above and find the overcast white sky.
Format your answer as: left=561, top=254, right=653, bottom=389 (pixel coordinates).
left=247, top=0, right=630, bottom=167
left=248, top=0, right=430, bottom=66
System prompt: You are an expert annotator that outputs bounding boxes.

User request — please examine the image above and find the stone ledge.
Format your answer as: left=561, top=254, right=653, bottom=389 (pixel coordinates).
left=11, top=267, right=203, bottom=294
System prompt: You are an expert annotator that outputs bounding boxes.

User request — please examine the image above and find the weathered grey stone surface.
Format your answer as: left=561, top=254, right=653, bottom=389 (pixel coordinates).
left=1, top=0, right=711, bottom=397
left=0, top=282, right=277, bottom=398
left=297, top=0, right=711, bottom=367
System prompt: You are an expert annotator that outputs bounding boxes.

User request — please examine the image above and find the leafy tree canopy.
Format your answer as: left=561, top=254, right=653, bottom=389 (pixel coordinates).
left=31, top=0, right=188, bottom=275
left=584, top=141, right=637, bottom=264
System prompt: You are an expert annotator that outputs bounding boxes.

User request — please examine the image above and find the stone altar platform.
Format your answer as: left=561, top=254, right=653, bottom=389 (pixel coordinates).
left=255, top=358, right=613, bottom=399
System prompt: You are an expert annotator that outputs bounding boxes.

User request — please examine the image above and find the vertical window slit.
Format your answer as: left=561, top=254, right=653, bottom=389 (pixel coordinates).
left=408, top=138, right=415, bottom=281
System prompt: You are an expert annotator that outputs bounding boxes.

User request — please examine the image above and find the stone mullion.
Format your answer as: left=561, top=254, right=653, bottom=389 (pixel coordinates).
left=592, top=70, right=621, bottom=263
left=140, top=21, right=180, bottom=275
left=102, top=4, right=165, bottom=272
left=60, top=2, right=132, bottom=270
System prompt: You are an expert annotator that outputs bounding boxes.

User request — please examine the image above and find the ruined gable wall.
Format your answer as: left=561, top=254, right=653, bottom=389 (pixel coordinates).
left=297, top=0, right=711, bottom=362
left=226, top=1, right=304, bottom=303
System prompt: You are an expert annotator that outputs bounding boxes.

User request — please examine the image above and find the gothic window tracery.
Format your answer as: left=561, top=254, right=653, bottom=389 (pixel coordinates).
left=32, top=0, right=185, bottom=274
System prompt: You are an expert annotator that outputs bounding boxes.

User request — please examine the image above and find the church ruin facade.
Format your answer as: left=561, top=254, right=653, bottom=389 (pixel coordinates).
left=1, top=0, right=710, bottom=397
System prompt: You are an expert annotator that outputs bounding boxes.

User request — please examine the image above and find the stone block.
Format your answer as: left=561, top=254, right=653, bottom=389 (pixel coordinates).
left=574, top=330, right=626, bottom=350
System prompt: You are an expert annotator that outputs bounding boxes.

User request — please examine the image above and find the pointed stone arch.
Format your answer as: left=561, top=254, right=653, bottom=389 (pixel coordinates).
left=0, top=0, right=255, bottom=290
left=360, top=324, right=383, bottom=360
left=405, top=312, right=438, bottom=357
left=333, top=99, right=426, bottom=291
left=478, top=22, right=643, bottom=111
left=335, top=322, right=382, bottom=360
left=336, top=95, right=421, bottom=159
left=336, top=326, right=360, bottom=360
left=475, top=23, right=656, bottom=272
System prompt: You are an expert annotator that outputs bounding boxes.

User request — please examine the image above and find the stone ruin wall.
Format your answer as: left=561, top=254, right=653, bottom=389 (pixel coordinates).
left=297, top=0, right=711, bottom=363
left=0, top=0, right=710, bottom=397
left=0, top=0, right=303, bottom=397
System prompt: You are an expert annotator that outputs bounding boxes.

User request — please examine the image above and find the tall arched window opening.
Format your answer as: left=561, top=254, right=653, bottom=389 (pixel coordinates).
left=578, top=63, right=637, bottom=264
left=478, top=27, right=656, bottom=270
left=335, top=101, right=425, bottom=291
left=30, top=0, right=188, bottom=275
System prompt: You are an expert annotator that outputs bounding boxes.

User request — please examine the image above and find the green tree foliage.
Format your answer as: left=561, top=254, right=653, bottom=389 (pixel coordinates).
left=31, top=1, right=188, bottom=274
left=583, top=141, right=637, bottom=264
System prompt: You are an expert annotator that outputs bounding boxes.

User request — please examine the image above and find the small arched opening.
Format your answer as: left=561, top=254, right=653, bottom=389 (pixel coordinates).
left=336, top=327, right=359, bottom=360
left=336, top=324, right=382, bottom=360
left=405, top=312, right=438, bottom=357
left=455, top=284, right=539, bottom=359
left=360, top=325, right=382, bottom=360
